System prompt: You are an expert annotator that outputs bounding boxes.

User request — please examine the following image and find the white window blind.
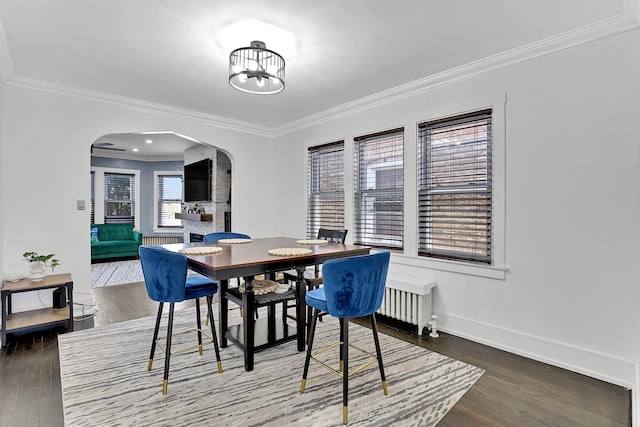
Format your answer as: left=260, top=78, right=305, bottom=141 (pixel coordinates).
left=353, top=128, right=404, bottom=250
left=90, top=171, right=95, bottom=225
left=307, top=142, right=345, bottom=238
left=418, top=109, right=492, bottom=264
left=104, top=173, right=135, bottom=225
left=157, top=173, right=183, bottom=228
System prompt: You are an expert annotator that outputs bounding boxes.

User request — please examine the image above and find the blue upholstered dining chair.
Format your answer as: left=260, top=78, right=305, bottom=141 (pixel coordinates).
left=203, top=232, right=251, bottom=243
left=300, top=251, right=390, bottom=425
left=139, top=246, right=222, bottom=395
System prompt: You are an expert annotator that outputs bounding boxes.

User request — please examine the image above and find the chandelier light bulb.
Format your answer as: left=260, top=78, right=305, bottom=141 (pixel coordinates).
left=247, top=59, right=259, bottom=72
left=228, top=40, right=285, bottom=94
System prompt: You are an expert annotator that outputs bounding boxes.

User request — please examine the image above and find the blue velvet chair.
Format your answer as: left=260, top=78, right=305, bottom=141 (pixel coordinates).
left=139, top=246, right=222, bottom=395
left=203, top=232, right=251, bottom=243
left=300, top=251, right=390, bottom=425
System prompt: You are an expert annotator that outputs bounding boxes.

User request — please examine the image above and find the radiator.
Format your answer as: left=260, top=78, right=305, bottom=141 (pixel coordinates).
left=143, top=236, right=184, bottom=245
left=377, top=277, right=436, bottom=336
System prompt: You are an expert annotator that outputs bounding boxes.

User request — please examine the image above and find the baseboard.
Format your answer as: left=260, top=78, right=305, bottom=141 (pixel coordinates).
left=438, top=311, right=635, bottom=389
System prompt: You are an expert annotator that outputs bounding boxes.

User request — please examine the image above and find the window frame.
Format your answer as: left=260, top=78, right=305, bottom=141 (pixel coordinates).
left=90, top=167, right=141, bottom=228
left=353, top=127, right=404, bottom=250
left=103, top=172, right=136, bottom=225
left=417, top=109, right=493, bottom=264
left=386, top=100, right=507, bottom=280
left=307, top=141, right=345, bottom=238
left=153, top=171, right=184, bottom=232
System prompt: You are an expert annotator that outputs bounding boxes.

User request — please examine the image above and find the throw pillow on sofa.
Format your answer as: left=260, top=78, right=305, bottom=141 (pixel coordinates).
left=91, top=226, right=100, bottom=243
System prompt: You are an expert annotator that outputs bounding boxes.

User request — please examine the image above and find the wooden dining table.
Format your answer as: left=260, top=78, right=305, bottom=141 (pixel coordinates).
left=163, top=237, right=371, bottom=371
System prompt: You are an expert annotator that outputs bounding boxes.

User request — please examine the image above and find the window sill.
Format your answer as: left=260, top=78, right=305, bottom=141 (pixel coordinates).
left=386, top=253, right=507, bottom=280
left=152, top=228, right=183, bottom=234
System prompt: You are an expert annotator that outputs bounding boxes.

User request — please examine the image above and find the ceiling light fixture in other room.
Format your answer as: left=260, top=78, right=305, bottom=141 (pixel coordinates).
left=229, top=41, right=285, bottom=95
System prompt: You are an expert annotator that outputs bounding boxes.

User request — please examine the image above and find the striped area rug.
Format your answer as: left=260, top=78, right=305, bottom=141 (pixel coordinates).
left=90, top=260, right=145, bottom=288
left=58, top=307, right=483, bottom=426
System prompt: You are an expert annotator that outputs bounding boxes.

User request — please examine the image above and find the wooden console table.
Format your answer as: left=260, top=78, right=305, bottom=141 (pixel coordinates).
left=1, top=273, right=74, bottom=347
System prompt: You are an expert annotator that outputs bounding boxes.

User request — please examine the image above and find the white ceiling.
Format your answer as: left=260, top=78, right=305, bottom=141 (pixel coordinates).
left=0, top=0, right=635, bottom=158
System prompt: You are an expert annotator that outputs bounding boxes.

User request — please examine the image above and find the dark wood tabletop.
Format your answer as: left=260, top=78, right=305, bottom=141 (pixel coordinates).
left=163, top=236, right=371, bottom=280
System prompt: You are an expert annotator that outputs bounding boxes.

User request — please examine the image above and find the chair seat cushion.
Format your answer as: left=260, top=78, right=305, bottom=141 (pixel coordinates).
left=186, top=275, right=215, bottom=287
left=305, top=288, right=328, bottom=312
left=185, top=275, right=218, bottom=299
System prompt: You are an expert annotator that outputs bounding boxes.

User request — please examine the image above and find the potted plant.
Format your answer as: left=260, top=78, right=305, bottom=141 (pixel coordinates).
left=22, top=251, right=60, bottom=280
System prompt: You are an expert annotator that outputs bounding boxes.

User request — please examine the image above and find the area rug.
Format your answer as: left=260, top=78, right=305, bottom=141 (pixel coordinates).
left=90, top=259, right=145, bottom=288
left=58, top=307, right=484, bottom=426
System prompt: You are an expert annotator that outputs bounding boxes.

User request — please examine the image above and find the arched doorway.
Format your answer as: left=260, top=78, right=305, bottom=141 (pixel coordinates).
left=89, top=131, right=231, bottom=288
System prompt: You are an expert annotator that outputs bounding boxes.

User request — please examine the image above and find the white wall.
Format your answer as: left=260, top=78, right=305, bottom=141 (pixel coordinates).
left=273, top=28, right=640, bottom=393
left=0, top=85, right=278, bottom=314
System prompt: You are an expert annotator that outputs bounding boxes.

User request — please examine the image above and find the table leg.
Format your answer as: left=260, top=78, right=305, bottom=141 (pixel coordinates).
left=267, top=304, right=276, bottom=342
left=242, top=284, right=255, bottom=371
left=67, top=283, right=74, bottom=332
left=1, top=293, right=8, bottom=348
left=295, top=267, right=306, bottom=352
left=219, top=279, right=228, bottom=348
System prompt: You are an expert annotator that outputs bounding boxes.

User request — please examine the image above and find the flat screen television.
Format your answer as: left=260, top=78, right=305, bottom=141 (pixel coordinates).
left=183, top=158, right=213, bottom=202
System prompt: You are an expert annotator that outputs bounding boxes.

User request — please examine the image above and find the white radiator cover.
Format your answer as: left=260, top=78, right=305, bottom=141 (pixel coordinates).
left=377, top=277, right=436, bottom=336
left=142, top=236, right=184, bottom=245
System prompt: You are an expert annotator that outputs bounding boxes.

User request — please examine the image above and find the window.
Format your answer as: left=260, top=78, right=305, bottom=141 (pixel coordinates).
left=104, top=173, right=135, bottom=225
left=353, top=128, right=404, bottom=249
left=155, top=172, right=183, bottom=229
left=307, top=142, right=345, bottom=237
left=90, top=171, right=95, bottom=225
left=418, top=109, right=492, bottom=264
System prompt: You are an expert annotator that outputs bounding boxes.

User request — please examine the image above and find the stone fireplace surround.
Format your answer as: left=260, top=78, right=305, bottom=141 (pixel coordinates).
left=181, top=144, right=231, bottom=242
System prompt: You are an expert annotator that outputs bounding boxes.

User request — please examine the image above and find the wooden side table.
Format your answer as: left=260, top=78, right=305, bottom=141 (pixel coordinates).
left=1, top=273, right=74, bottom=347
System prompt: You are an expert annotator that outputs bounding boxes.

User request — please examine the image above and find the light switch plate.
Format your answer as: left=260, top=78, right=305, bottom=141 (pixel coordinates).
left=77, top=200, right=86, bottom=210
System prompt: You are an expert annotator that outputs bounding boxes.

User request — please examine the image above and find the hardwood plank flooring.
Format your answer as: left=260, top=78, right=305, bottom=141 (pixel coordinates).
left=0, top=281, right=631, bottom=426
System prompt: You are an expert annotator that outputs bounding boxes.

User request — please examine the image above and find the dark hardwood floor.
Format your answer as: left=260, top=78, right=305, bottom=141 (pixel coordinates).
left=0, top=281, right=631, bottom=426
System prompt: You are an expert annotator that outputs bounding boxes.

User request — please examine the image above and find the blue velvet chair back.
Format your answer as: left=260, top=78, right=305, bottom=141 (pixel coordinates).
left=321, top=251, right=390, bottom=318
left=203, top=232, right=251, bottom=243
left=139, top=246, right=189, bottom=303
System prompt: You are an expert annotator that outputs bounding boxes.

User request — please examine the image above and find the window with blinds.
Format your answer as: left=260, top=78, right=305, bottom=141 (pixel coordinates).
left=104, top=173, right=135, bottom=225
left=307, top=142, right=344, bottom=238
left=156, top=173, right=183, bottom=228
left=353, top=128, right=404, bottom=249
left=418, top=109, right=492, bottom=264
left=90, top=171, right=95, bottom=225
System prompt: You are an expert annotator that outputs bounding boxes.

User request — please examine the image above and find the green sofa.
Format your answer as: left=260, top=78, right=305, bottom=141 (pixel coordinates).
left=91, top=223, right=143, bottom=261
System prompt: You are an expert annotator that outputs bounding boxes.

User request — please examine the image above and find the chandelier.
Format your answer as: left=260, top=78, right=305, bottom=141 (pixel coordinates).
left=228, top=41, right=285, bottom=94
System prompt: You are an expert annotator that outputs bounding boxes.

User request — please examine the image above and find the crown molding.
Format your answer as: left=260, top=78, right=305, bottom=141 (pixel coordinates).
left=0, top=10, right=14, bottom=82
left=91, top=152, right=184, bottom=162
left=5, top=75, right=276, bottom=138
left=274, top=11, right=639, bottom=136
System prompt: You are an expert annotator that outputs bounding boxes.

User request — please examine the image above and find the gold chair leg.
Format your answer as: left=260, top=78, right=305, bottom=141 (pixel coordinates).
left=300, top=379, right=307, bottom=393
left=382, top=380, right=388, bottom=395
left=343, top=406, right=348, bottom=425
left=217, top=361, right=223, bottom=373
left=148, top=359, right=153, bottom=371
left=162, top=379, right=168, bottom=395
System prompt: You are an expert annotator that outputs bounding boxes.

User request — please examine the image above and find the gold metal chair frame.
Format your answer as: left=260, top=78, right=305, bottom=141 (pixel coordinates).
left=148, top=312, right=223, bottom=376
left=307, top=341, right=379, bottom=379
